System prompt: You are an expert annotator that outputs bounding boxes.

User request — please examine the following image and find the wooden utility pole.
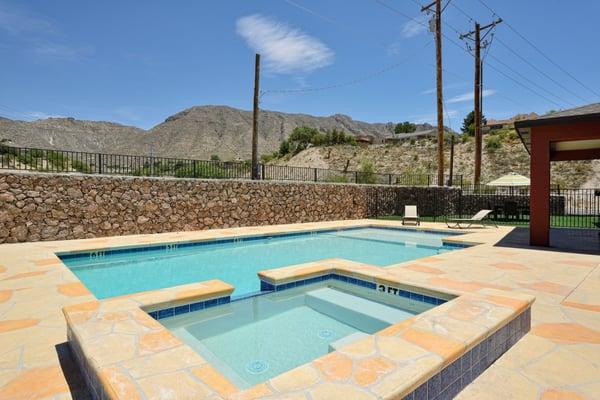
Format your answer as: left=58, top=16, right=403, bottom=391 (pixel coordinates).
left=460, top=19, right=502, bottom=186
left=473, top=23, right=482, bottom=185
left=251, top=53, right=261, bottom=180
left=422, top=0, right=444, bottom=186
left=448, top=134, right=454, bottom=186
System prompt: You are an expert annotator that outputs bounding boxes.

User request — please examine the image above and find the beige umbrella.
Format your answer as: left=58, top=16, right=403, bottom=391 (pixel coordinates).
left=487, top=173, right=530, bottom=187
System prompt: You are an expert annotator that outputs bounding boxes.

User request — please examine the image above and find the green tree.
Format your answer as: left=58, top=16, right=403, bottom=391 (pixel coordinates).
left=394, top=121, right=416, bottom=134
left=461, top=111, right=487, bottom=136
left=210, top=154, right=220, bottom=161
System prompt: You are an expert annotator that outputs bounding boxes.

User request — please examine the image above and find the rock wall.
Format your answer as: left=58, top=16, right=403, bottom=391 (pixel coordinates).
left=0, top=172, right=460, bottom=243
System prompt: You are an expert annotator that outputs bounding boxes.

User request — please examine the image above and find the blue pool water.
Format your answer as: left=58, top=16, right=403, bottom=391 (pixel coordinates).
left=60, top=227, right=463, bottom=299
left=162, top=282, right=427, bottom=387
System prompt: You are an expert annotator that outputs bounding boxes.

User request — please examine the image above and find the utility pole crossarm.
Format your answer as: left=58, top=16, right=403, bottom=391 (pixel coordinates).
left=459, top=18, right=502, bottom=186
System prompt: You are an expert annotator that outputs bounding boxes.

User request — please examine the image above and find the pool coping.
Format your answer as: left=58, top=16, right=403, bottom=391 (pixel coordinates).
left=63, top=257, right=534, bottom=400
left=55, top=224, right=471, bottom=260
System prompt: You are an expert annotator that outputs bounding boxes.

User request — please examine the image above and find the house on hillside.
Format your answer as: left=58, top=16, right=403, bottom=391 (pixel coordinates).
left=485, top=112, right=539, bottom=131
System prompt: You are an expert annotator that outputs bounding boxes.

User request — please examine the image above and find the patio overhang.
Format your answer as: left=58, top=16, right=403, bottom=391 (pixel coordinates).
left=515, top=103, right=600, bottom=247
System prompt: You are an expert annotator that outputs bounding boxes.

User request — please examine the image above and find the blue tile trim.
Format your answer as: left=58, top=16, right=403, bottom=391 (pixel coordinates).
left=149, top=295, right=230, bottom=320
left=57, top=225, right=468, bottom=261
left=260, top=273, right=447, bottom=305
left=400, top=307, right=531, bottom=399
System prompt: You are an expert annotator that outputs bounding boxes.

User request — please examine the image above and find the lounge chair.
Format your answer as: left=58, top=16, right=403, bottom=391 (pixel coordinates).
left=446, top=209, right=497, bottom=229
left=402, top=205, right=420, bottom=226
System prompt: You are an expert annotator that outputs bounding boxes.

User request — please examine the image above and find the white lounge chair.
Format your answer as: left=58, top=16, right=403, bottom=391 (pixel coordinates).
left=402, top=205, right=420, bottom=226
left=446, top=209, right=497, bottom=229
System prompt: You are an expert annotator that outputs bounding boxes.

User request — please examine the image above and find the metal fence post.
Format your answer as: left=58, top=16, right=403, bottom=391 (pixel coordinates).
left=261, top=164, right=266, bottom=180
left=388, top=174, right=392, bottom=185
left=314, top=168, right=318, bottom=182
left=98, top=153, right=103, bottom=174
left=355, top=171, right=359, bottom=184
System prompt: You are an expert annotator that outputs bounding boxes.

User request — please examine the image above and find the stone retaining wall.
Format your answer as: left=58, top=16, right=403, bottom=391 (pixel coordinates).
left=0, top=172, right=458, bottom=243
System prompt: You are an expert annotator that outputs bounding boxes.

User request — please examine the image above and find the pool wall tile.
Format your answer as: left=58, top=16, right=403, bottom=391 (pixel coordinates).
left=400, top=307, right=531, bottom=400
left=259, top=273, right=448, bottom=306
left=58, top=224, right=469, bottom=266
left=150, top=295, right=230, bottom=320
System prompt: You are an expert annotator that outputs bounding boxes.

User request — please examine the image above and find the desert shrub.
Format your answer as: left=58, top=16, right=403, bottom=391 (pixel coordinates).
left=356, top=159, right=377, bottom=184
left=485, top=135, right=502, bottom=153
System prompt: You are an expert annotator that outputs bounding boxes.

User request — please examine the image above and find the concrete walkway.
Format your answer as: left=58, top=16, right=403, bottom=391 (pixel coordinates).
left=0, top=221, right=598, bottom=399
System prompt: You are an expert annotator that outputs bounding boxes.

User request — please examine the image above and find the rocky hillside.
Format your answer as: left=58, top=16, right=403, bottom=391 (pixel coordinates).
left=1, top=105, right=431, bottom=161
left=272, top=132, right=600, bottom=188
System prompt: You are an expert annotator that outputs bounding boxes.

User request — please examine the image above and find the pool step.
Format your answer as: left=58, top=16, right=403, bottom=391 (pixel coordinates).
left=305, top=287, right=414, bottom=333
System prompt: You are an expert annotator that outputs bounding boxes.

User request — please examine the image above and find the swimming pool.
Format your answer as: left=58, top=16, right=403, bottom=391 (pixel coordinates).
left=60, top=227, right=465, bottom=299
left=161, top=280, right=433, bottom=388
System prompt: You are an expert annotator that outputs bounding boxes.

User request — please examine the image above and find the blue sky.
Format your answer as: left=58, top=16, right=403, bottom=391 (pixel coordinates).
left=1, top=0, right=599, bottom=130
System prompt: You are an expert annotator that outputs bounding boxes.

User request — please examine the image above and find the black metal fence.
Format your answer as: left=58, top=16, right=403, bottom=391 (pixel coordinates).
left=372, top=185, right=600, bottom=229
left=0, top=144, right=463, bottom=187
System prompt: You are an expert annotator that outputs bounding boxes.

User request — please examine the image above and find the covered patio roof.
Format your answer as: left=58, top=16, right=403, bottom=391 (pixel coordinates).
left=516, top=103, right=600, bottom=161
left=515, top=103, right=600, bottom=247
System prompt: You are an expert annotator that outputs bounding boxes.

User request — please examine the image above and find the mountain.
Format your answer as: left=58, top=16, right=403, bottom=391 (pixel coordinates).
left=0, top=105, right=434, bottom=160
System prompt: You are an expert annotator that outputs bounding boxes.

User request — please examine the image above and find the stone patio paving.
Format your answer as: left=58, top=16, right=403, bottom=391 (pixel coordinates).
left=0, top=220, right=598, bottom=399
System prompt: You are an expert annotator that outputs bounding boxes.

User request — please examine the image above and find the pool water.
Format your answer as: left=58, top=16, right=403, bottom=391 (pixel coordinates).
left=162, top=282, right=426, bottom=388
left=60, top=227, right=463, bottom=299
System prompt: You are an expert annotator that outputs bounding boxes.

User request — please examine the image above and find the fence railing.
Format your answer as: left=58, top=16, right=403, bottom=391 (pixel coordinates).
left=371, top=185, right=600, bottom=229
left=0, top=144, right=463, bottom=187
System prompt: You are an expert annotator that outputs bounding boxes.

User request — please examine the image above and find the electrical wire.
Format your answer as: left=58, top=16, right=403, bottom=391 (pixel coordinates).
left=263, top=40, right=433, bottom=95
left=475, top=0, right=600, bottom=100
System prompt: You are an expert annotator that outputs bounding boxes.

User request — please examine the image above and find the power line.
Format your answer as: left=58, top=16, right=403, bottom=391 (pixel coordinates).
left=374, top=0, right=568, bottom=109
left=475, top=0, right=600, bottom=100
left=486, top=53, right=576, bottom=108
left=493, top=36, right=592, bottom=104
left=263, top=40, right=433, bottom=95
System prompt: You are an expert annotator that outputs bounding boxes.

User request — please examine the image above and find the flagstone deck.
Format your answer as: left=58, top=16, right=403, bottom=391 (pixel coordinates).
left=0, top=220, right=598, bottom=399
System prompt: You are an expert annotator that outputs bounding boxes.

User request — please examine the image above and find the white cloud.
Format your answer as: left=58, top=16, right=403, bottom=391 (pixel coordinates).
left=401, top=16, right=428, bottom=38
left=447, top=89, right=497, bottom=104
left=236, top=14, right=333, bottom=74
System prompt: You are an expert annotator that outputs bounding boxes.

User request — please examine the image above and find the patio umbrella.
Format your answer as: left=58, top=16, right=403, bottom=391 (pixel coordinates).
left=486, top=173, right=530, bottom=187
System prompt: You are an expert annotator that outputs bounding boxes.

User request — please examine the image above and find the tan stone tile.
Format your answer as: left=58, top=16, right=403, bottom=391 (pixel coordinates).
left=312, top=352, right=353, bottom=381
left=86, top=333, right=137, bottom=366
left=98, top=366, right=143, bottom=400
left=138, top=370, right=213, bottom=399
left=122, top=346, right=205, bottom=379
left=531, top=323, right=600, bottom=344
left=540, top=388, right=587, bottom=400
left=524, top=346, right=600, bottom=387
left=138, top=329, right=181, bottom=355
left=191, top=364, right=237, bottom=397
left=229, top=383, right=272, bottom=400
left=0, top=271, right=47, bottom=281
left=370, top=354, right=440, bottom=399
left=268, top=364, right=320, bottom=392
left=401, top=328, right=465, bottom=362
left=0, top=319, right=39, bottom=333
left=353, top=356, right=395, bottom=386
left=457, top=365, right=539, bottom=400
left=337, top=335, right=376, bottom=358
left=57, top=282, right=91, bottom=297
left=309, top=382, right=376, bottom=400
left=0, top=366, right=69, bottom=400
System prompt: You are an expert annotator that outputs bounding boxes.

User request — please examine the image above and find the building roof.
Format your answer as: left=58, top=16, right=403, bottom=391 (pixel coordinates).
left=515, top=103, right=600, bottom=129
left=515, top=103, right=600, bottom=154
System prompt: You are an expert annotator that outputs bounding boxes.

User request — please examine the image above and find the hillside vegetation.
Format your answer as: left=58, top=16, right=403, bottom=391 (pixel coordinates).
left=272, top=129, right=600, bottom=189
